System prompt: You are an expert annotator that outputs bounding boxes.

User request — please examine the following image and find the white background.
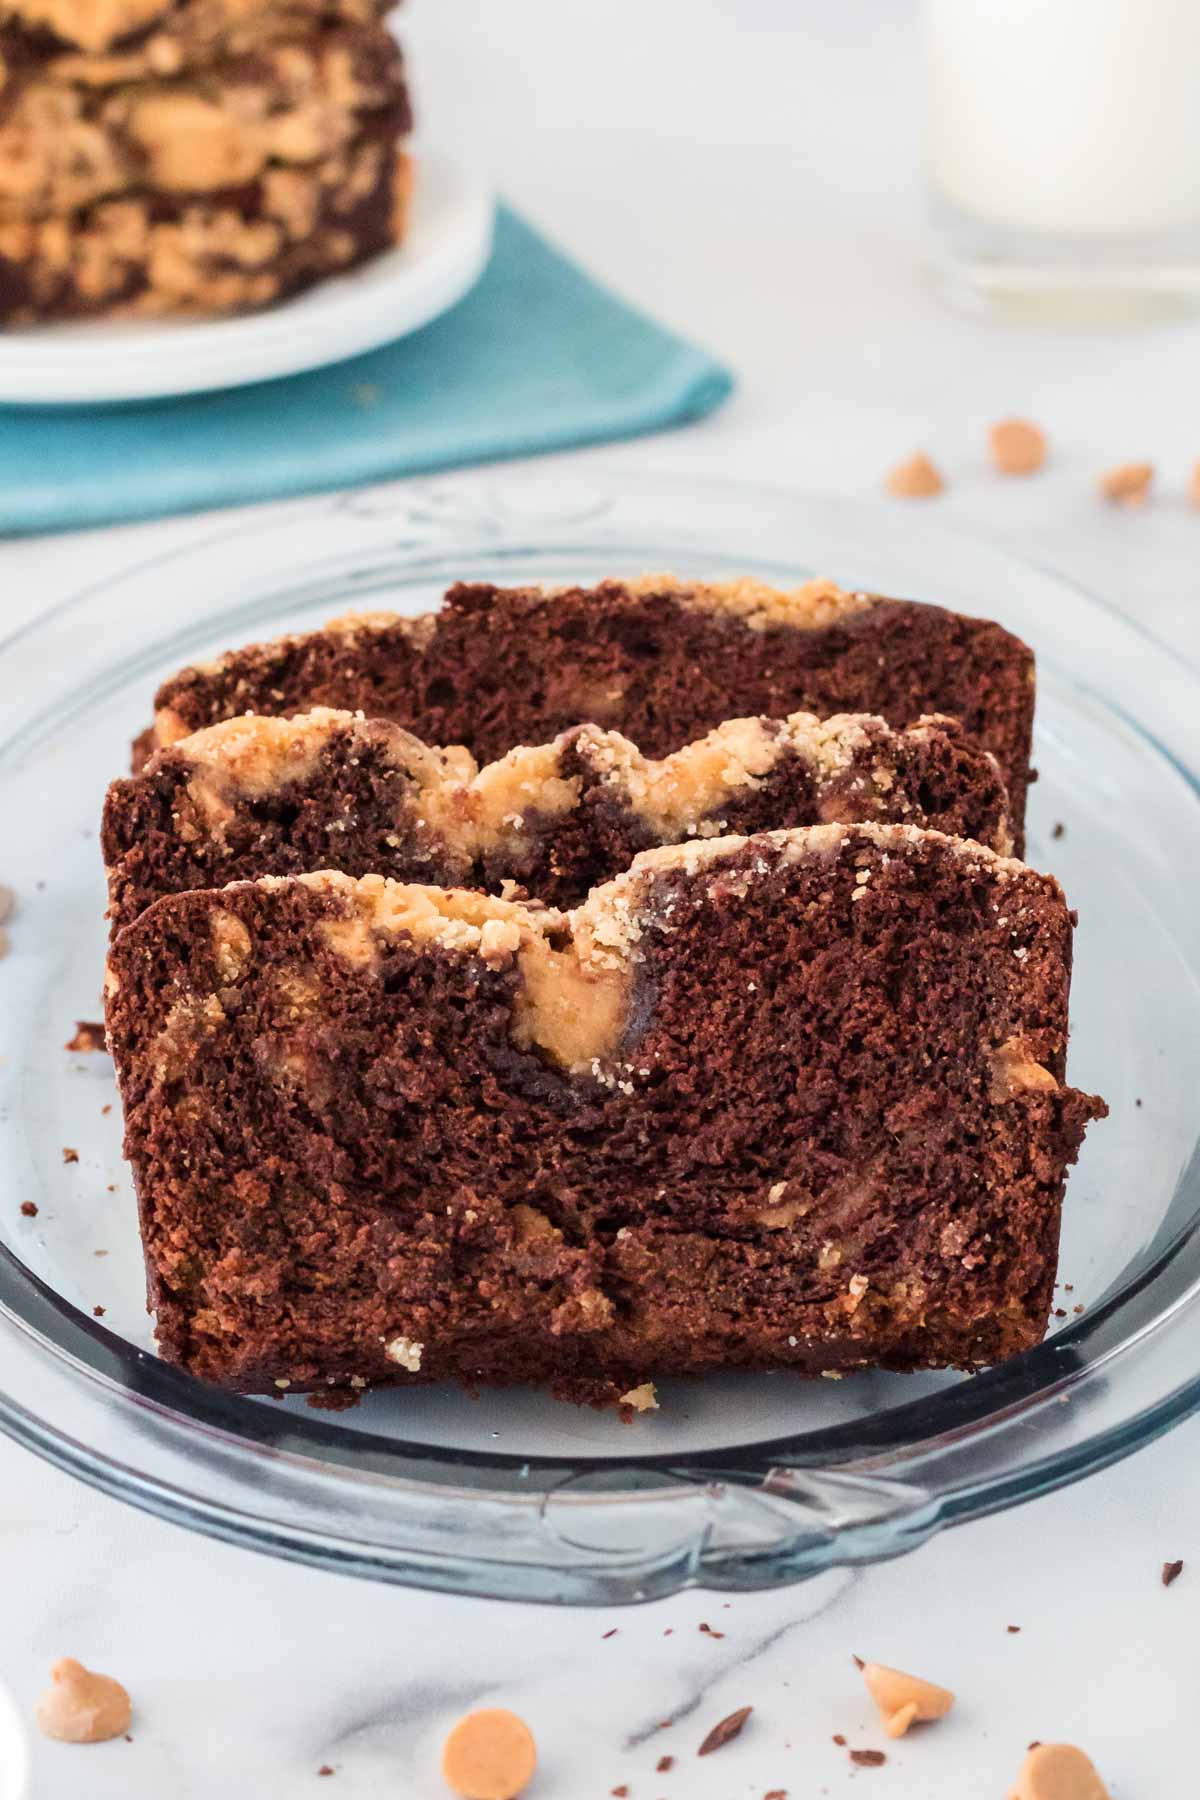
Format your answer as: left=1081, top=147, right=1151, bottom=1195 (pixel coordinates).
left=3, top=3, right=1198, bottom=1794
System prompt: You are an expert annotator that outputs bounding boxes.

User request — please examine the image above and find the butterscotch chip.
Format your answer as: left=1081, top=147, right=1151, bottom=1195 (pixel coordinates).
left=885, top=452, right=944, bottom=499
left=858, top=1660, right=954, bottom=1737
left=442, top=1708, right=536, bottom=1800
left=990, top=419, right=1046, bottom=475
left=35, top=1658, right=132, bottom=1743
left=1009, top=1742, right=1110, bottom=1799
left=1099, top=462, right=1153, bottom=506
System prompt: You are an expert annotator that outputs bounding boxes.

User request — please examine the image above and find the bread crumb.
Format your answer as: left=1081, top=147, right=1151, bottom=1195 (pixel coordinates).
left=1099, top=461, right=1153, bottom=505
left=383, top=1334, right=423, bottom=1372
left=990, top=418, right=1046, bottom=475
left=65, top=1020, right=107, bottom=1053
left=619, top=1381, right=659, bottom=1413
left=885, top=452, right=944, bottom=498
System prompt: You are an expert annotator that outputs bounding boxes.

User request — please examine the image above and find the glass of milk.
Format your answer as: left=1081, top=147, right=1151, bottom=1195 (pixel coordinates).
left=923, top=0, right=1200, bottom=321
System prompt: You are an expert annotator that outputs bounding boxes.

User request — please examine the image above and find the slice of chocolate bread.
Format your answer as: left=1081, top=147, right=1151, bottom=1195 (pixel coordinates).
left=103, top=706, right=1013, bottom=932
left=135, top=576, right=1036, bottom=849
left=106, top=826, right=1104, bottom=1398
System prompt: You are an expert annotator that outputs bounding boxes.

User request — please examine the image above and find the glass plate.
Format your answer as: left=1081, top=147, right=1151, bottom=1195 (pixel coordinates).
left=1, top=469, right=1197, bottom=1604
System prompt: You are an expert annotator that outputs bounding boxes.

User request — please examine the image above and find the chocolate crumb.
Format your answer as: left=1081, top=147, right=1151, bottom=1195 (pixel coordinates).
left=832, top=1734, right=847, bottom=1747
left=603, top=1628, right=619, bottom=1639
left=102, top=1104, right=112, bottom=1116
left=697, top=1706, right=752, bottom=1756
left=1136, top=1097, right=1143, bottom=1107
left=1053, top=1307, right=1067, bottom=1318
left=698, top=1622, right=725, bottom=1639
left=1028, top=1741, right=1041, bottom=1751
left=1007, top=1624, right=1021, bottom=1633
left=61, top=1147, right=79, bottom=1164
left=656, top=1754, right=674, bottom=1772
left=20, top=1201, right=36, bottom=1217
left=317, top=1767, right=334, bottom=1778
left=663, top=1628, right=673, bottom=1637
left=1064, top=1283, right=1073, bottom=1292
left=849, top=1749, right=887, bottom=1767
left=1051, top=822, right=1065, bottom=840
left=92, top=1305, right=105, bottom=1317
left=851, top=1654, right=865, bottom=1670
left=94, top=1249, right=108, bottom=1257
left=611, top=1788, right=629, bottom=1797
left=1073, top=1304, right=1084, bottom=1314
left=65, top=1020, right=106, bottom=1054
left=765, top=1791, right=788, bottom=1799
left=1163, top=1559, right=1184, bottom=1587
left=106, top=1184, right=116, bottom=1193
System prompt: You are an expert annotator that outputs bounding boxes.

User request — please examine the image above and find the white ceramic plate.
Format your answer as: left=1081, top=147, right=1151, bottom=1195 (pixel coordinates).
left=0, top=150, right=494, bottom=407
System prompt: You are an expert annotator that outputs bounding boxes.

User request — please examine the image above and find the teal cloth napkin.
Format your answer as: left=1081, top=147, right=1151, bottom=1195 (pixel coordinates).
left=0, top=206, right=733, bottom=535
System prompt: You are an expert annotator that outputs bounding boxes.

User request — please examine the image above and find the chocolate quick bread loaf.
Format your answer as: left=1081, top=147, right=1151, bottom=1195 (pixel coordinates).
left=135, top=576, right=1038, bottom=851
left=105, top=825, right=1104, bottom=1397
left=0, top=0, right=391, bottom=82
left=103, top=705, right=1014, bottom=931
left=0, top=0, right=410, bottom=320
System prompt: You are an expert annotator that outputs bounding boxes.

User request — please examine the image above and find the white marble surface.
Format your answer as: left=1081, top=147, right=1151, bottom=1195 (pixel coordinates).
left=3, top=2, right=1200, bottom=1794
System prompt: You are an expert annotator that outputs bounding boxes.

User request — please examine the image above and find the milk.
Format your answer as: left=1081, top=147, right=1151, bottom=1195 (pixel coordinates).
left=924, top=0, right=1200, bottom=238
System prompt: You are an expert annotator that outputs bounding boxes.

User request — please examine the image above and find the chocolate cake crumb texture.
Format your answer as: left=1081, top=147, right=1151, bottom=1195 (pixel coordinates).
left=849, top=1748, right=887, bottom=1767
left=656, top=1753, right=674, bottom=1771
left=697, top=1706, right=752, bottom=1756
left=135, top=576, right=1037, bottom=850
left=61, top=1146, right=78, bottom=1164
left=104, top=703, right=1016, bottom=933
left=1162, top=1558, right=1184, bottom=1587
left=20, top=1201, right=37, bottom=1216
left=104, top=828, right=1104, bottom=1395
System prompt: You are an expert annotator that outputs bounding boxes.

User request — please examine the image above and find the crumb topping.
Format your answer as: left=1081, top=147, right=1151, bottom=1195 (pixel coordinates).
left=291, top=870, right=632, bottom=1074
left=160, top=704, right=1009, bottom=858
left=619, top=572, right=871, bottom=632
